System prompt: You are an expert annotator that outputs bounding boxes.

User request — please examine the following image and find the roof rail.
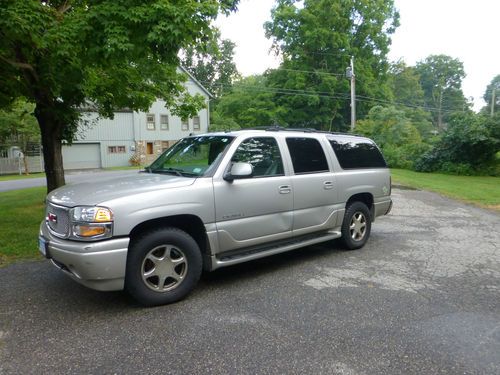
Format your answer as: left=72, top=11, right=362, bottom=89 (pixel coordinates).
left=245, top=126, right=362, bottom=137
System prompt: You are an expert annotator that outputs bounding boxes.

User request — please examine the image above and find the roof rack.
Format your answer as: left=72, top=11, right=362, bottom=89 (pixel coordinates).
left=245, top=125, right=361, bottom=137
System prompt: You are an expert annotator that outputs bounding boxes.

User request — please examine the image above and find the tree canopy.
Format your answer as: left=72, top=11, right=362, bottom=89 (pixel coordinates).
left=415, top=55, right=468, bottom=129
left=181, top=30, right=240, bottom=99
left=211, top=75, right=285, bottom=129
left=483, top=74, right=500, bottom=115
left=0, top=0, right=237, bottom=191
left=263, top=0, right=399, bottom=130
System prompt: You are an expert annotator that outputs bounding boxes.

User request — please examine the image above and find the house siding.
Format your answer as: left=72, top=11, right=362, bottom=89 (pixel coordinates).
left=63, top=73, right=210, bottom=170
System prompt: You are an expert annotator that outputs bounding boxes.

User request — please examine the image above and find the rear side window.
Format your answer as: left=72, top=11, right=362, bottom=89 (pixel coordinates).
left=286, top=137, right=329, bottom=174
left=328, top=138, right=387, bottom=169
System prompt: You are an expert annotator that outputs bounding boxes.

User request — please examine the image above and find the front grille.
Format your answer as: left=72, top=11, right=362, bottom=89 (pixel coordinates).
left=46, top=203, right=70, bottom=237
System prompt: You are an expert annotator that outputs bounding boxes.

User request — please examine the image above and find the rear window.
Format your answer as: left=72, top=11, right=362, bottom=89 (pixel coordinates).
left=328, top=138, right=387, bottom=169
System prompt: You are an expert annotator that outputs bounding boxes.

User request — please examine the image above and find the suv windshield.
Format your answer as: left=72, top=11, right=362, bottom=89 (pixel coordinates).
left=147, top=135, right=234, bottom=177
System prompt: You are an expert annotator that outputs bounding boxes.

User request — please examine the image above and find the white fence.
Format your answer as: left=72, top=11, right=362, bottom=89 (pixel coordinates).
left=0, top=156, right=44, bottom=175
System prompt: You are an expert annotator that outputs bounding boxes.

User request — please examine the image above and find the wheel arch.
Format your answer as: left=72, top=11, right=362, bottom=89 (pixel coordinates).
left=346, top=193, right=374, bottom=221
left=129, top=215, right=209, bottom=258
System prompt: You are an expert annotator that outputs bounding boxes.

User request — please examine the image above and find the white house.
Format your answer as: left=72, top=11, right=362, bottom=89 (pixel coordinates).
left=62, top=67, right=212, bottom=169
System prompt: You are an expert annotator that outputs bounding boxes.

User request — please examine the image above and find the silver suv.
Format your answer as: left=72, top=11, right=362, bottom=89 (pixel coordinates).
left=39, top=128, right=392, bottom=306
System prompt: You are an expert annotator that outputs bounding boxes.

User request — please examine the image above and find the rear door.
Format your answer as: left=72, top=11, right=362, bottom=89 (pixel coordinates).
left=285, top=136, right=339, bottom=235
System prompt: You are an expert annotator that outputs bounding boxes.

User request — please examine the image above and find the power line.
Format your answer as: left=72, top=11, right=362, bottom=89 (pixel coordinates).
left=267, top=68, right=345, bottom=77
left=204, top=81, right=462, bottom=114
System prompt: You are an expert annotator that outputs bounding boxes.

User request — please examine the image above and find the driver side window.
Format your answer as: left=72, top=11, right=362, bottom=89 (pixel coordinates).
left=231, top=137, right=284, bottom=177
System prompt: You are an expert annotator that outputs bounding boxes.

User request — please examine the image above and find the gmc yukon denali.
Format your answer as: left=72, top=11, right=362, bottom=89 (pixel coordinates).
left=39, top=128, right=392, bottom=306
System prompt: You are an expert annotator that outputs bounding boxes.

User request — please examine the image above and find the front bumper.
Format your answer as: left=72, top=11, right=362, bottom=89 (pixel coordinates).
left=39, top=223, right=129, bottom=291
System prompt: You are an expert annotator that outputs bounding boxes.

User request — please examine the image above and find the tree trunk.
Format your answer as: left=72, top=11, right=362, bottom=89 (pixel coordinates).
left=35, top=106, right=66, bottom=193
left=23, top=155, right=29, bottom=175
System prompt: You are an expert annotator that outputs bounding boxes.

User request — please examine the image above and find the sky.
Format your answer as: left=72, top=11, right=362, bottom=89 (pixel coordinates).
left=215, top=0, right=500, bottom=111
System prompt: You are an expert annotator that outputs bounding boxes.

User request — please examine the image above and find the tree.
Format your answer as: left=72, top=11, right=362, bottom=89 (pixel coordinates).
left=181, top=30, right=240, bottom=99
left=0, top=98, right=40, bottom=174
left=356, top=106, right=425, bottom=169
left=388, top=61, right=425, bottom=107
left=387, top=61, right=433, bottom=138
left=482, top=74, right=500, bottom=116
left=0, top=0, right=237, bottom=192
left=264, top=0, right=399, bottom=130
left=415, top=55, right=468, bottom=130
left=212, top=75, right=285, bottom=129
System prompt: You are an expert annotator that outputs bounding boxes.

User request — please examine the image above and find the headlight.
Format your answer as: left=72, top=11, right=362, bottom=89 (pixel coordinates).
left=72, top=207, right=113, bottom=222
left=70, top=206, right=113, bottom=240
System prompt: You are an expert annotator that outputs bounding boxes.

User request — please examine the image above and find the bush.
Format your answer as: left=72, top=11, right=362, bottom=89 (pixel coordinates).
left=414, top=112, right=500, bottom=175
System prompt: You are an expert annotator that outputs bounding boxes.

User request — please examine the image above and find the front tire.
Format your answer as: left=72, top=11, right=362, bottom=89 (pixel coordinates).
left=125, top=227, right=202, bottom=306
left=341, top=202, right=371, bottom=250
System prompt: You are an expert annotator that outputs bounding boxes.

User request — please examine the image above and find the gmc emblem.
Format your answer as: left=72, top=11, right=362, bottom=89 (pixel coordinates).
left=48, top=213, right=57, bottom=223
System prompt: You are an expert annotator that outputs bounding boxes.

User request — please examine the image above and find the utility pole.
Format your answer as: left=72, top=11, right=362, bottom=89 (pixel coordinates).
left=345, top=56, right=356, bottom=131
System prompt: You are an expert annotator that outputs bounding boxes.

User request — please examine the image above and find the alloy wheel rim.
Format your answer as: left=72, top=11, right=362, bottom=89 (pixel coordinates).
left=141, top=245, right=188, bottom=292
left=349, top=212, right=367, bottom=241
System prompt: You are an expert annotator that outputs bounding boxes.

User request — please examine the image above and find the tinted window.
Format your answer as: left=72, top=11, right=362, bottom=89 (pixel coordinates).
left=286, top=137, right=329, bottom=174
left=231, top=137, right=284, bottom=177
left=328, top=138, right=387, bottom=169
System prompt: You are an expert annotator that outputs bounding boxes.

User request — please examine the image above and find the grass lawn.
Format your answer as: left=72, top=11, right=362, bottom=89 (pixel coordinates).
left=391, top=169, right=500, bottom=210
left=0, top=172, right=46, bottom=181
left=0, top=187, right=46, bottom=266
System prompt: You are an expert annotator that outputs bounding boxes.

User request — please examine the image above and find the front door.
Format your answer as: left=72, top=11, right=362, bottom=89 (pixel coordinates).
left=213, top=136, right=293, bottom=253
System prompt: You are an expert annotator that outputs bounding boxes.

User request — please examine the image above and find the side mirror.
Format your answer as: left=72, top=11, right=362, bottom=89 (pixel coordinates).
left=223, top=162, right=253, bottom=182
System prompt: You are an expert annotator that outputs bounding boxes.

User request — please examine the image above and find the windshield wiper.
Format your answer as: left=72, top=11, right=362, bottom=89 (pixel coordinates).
left=150, top=167, right=197, bottom=177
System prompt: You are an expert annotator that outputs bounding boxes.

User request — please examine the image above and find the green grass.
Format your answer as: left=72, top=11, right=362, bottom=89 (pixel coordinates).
left=0, top=172, right=46, bottom=181
left=391, top=169, right=500, bottom=209
left=0, top=187, right=46, bottom=266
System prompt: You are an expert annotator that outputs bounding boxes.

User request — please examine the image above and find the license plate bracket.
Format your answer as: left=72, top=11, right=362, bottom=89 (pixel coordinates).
left=38, top=237, right=50, bottom=258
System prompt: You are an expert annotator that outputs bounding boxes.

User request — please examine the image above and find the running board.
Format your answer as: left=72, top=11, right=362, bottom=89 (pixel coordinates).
left=211, top=231, right=341, bottom=270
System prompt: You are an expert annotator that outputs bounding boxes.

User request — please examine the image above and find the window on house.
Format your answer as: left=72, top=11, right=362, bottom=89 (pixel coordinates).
left=160, top=115, right=169, bottom=130
left=108, top=146, right=126, bottom=154
left=181, top=118, right=189, bottom=131
left=146, top=142, right=154, bottom=155
left=146, top=114, right=155, bottom=130
left=193, top=116, right=200, bottom=131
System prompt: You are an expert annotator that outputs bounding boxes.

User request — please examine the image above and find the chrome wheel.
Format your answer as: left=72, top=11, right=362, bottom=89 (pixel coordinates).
left=141, top=245, right=188, bottom=292
left=349, top=212, right=367, bottom=241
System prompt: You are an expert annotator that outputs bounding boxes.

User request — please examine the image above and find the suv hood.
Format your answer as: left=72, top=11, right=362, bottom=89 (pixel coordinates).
left=47, top=172, right=196, bottom=207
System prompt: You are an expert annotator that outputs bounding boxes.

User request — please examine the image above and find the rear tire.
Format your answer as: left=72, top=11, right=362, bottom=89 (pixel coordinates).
left=125, top=227, right=202, bottom=306
left=341, top=202, right=371, bottom=250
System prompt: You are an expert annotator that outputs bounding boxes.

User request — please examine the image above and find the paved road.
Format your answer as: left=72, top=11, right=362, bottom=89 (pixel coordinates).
left=0, top=169, right=140, bottom=192
left=0, top=188, right=499, bottom=374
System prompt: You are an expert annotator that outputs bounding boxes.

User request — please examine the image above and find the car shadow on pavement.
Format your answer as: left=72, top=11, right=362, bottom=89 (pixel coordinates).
left=201, top=240, right=345, bottom=287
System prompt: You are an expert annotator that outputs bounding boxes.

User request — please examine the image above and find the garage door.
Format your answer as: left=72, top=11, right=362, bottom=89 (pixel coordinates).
left=62, top=143, right=101, bottom=170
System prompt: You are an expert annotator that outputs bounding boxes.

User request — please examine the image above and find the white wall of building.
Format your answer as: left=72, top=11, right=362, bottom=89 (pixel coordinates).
left=63, top=73, right=211, bottom=170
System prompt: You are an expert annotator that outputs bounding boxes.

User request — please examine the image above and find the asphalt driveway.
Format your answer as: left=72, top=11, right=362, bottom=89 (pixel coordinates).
left=0, top=169, right=140, bottom=192
left=0, top=188, right=499, bottom=374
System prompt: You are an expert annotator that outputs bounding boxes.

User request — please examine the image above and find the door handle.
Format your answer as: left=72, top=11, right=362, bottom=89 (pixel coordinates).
left=323, top=181, right=334, bottom=190
left=279, top=185, right=291, bottom=194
